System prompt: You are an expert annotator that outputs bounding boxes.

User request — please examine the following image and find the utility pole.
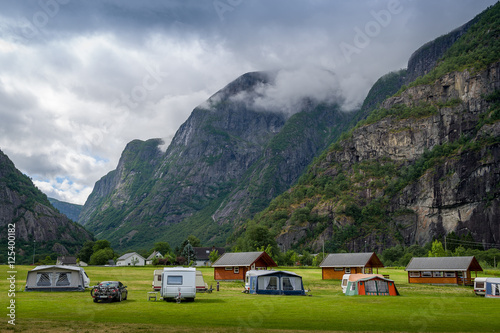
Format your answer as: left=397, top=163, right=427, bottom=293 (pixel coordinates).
left=444, top=236, right=447, bottom=252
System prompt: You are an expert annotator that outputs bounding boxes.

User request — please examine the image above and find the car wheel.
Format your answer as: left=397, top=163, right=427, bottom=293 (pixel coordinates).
left=118, top=293, right=122, bottom=302
left=93, top=298, right=98, bottom=303
left=123, top=291, right=127, bottom=300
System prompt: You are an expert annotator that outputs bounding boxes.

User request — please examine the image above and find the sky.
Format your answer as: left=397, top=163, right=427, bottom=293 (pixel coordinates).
left=0, top=0, right=496, bottom=205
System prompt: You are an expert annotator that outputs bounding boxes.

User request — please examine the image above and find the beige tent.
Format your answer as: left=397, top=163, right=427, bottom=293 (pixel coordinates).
left=25, top=265, right=89, bottom=291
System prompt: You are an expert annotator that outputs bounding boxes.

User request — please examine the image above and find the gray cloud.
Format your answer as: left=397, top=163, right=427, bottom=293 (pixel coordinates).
left=0, top=0, right=496, bottom=204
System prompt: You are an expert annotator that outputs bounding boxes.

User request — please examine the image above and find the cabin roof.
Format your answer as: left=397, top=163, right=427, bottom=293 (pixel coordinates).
left=319, top=252, right=384, bottom=268
left=193, top=247, right=226, bottom=260
left=405, top=256, right=483, bottom=272
left=212, top=251, right=277, bottom=267
left=117, top=252, right=145, bottom=261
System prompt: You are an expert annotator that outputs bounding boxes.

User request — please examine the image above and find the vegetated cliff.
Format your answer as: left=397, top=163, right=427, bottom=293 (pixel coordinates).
left=0, top=150, right=93, bottom=260
left=246, top=3, right=500, bottom=253
left=80, top=71, right=353, bottom=251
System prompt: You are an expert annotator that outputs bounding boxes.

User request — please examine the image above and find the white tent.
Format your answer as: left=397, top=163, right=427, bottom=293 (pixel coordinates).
left=25, top=265, right=89, bottom=291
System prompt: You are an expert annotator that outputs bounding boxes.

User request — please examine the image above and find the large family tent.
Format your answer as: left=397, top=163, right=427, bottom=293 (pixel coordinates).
left=344, top=274, right=399, bottom=296
left=25, top=265, right=89, bottom=291
left=247, top=270, right=305, bottom=295
left=485, top=278, right=500, bottom=298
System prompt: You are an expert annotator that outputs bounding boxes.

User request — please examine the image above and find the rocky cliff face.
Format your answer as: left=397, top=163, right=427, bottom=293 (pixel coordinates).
left=405, top=18, right=477, bottom=84
left=80, top=71, right=352, bottom=251
left=267, top=62, right=500, bottom=253
left=0, top=150, right=93, bottom=257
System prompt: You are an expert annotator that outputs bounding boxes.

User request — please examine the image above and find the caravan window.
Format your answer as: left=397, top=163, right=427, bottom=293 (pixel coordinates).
left=167, top=275, right=183, bottom=285
left=36, top=273, right=52, bottom=286
left=282, top=277, right=301, bottom=291
left=56, top=273, right=71, bottom=286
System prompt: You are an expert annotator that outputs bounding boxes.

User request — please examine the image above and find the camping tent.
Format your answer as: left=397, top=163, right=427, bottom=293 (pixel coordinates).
left=25, top=265, right=89, bottom=291
left=247, top=270, right=305, bottom=295
left=485, top=278, right=500, bottom=298
left=344, top=274, right=399, bottom=296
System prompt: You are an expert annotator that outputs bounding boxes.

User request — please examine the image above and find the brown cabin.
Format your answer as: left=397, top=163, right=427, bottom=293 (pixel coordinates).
left=212, top=251, right=277, bottom=281
left=319, top=252, right=384, bottom=280
left=405, top=256, right=482, bottom=286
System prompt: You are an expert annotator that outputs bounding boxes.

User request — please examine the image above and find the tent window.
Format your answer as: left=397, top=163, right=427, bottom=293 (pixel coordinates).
left=36, top=273, right=52, bottom=286
left=350, top=283, right=356, bottom=291
left=282, top=277, right=300, bottom=291
left=56, top=273, right=71, bottom=286
left=258, top=276, right=278, bottom=290
left=167, top=275, right=183, bottom=285
left=365, top=280, right=377, bottom=293
left=493, top=284, right=500, bottom=296
left=376, top=280, right=389, bottom=294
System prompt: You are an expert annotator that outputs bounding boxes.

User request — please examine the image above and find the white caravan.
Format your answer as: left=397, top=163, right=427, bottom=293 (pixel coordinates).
left=161, top=267, right=196, bottom=301
left=152, top=269, right=163, bottom=291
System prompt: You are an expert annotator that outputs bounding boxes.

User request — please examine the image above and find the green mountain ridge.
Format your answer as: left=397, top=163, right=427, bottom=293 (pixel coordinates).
left=239, top=2, right=500, bottom=253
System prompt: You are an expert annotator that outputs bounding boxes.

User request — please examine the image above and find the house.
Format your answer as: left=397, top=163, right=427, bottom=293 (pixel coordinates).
left=212, top=251, right=277, bottom=281
left=405, top=256, right=483, bottom=285
left=344, top=274, right=399, bottom=296
left=246, top=270, right=305, bottom=295
left=25, top=265, right=90, bottom=291
left=146, top=251, right=163, bottom=265
left=319, top=252, right=384, bottom=280
left=116, top=252, right=146, bottom=266
left=56, top=256, right=77, bottom=266
left=193, top=246, right=226, bottom=266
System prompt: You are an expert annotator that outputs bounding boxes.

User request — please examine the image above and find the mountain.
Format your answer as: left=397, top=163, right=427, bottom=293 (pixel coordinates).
left=80, top=71, right=353, bottom=251
left=48, top=197, right=83, bottom=223
left=0, top=149, right=93, bottom=262
left=242, top=3, right=500, bottom=253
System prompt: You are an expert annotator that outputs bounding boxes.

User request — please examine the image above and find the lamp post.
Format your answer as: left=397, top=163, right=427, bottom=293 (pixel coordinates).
left=32, top=239, right=36, bottom=265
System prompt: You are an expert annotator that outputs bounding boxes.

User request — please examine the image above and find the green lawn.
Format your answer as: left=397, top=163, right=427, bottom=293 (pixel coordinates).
left=1, top=265, right=499, bottom=332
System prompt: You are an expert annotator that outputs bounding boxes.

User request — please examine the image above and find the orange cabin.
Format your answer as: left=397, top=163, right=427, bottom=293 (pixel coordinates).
left=405, top=256, right=483, bottom=286
left=212, top=251, right=277, bottom=281
left=320, top=252, right=385, bottom=280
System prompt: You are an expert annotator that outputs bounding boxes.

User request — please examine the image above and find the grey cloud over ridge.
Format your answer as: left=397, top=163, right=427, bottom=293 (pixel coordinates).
left=0, top=0, right=496, bottom=204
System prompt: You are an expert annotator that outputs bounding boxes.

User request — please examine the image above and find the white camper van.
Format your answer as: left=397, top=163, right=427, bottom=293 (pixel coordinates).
left=161, top=267, right=196, bottom=302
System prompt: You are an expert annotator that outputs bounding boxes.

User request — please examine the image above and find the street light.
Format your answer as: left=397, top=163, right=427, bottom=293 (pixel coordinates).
left=32, top=239, right=36, bottom=265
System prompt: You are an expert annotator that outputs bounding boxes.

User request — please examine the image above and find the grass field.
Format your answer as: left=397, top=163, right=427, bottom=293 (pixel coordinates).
left=1, top=265, right=499, bottom=332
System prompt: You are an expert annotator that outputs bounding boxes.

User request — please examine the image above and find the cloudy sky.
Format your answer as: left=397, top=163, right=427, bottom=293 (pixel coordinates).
left=0, top=0, right=496, bottom=205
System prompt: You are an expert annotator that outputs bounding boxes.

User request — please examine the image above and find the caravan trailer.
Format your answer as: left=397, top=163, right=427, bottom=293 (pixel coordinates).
left=161, top=267, right=196, bottom=301
left=474, top=277, right=487, bottom=296
left=152, top=269, right=162, bottom=291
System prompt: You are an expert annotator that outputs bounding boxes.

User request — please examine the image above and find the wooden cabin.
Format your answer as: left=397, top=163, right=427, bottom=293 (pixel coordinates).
left=405, top=256, right=482, bottom=286
left=319, top=252, right=384, bottom=280
left=212, top=251, right=277, bottom=281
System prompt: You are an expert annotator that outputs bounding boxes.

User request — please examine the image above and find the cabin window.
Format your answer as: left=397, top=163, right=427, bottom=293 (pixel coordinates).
left=433, top=272, right=443, bottom=278
left=444, top=272, right=456, bottom=278
left=234, top=267, right=239, bottom=274
left=345, top=268, right=351, bottom=274
left=334, top=268, right=343, bottom=271
left=167, top=275, right=183, bottom=285
left=56, top=273, right=71, bottom=286
left=36, top=273, right=52, bottom=286
left=225, top=267, right=232, bottom=271
left=421, top=271, right=432, bottom=277
left=409, top=272, right=420, bottom=278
